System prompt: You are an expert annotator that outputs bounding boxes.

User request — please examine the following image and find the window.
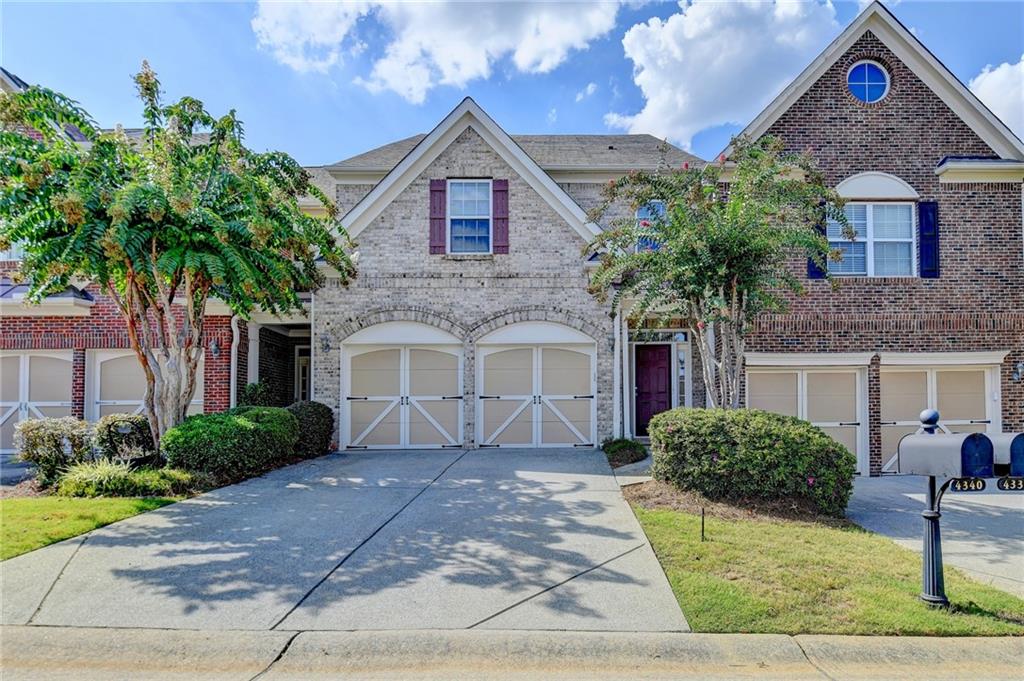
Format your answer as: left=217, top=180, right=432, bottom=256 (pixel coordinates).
left=0, top=239, right=24, bottom=261
left=448, top=179, right=491, bottom=253
left=827, top=203, right=915, bottom=276
left=635, top=200, right=665, bottom=251
left=847, top=60, right=889, bottom=103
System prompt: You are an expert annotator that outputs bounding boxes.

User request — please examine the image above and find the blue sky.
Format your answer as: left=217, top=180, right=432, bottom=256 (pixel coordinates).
left=2, top=1, right=1021, bottom=165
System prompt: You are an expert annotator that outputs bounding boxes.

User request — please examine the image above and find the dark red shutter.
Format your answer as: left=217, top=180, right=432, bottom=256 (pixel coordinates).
left=492, top=179, right=509, bottom=254
left=918, top=201, right=939, bottom=278
left=429, top=179, right=446, bottom=254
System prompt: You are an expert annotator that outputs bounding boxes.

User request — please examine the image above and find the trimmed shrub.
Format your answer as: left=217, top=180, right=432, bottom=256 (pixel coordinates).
left=14, top=417, right=94, bottom=486
left=238, top=381, right=276, bottom=407
left=55, top=460, right=197, bottom=497
left=601, top=438, right=648, bottom=468
left=649, top=408, right=856, bottom=517
left=95, top=413, right=154, bottom=460
left=162, top=407, right=299, bottom=483
left=287, top=401, right=335, bottom=459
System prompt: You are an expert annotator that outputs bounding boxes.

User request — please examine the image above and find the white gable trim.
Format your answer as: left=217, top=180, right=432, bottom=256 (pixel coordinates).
left=726, top=2, right=1024, bottom=161
left=341, top=98, right=601, bottom=244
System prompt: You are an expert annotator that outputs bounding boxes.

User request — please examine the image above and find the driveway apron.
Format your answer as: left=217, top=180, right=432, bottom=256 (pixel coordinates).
left=1, top=449, right=687, bottom=632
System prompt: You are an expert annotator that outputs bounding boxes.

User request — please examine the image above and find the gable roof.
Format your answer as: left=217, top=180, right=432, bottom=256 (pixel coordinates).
left=328, top=133, right=700, bottom=172
left=339, top=97, right=604, bottom=242
left=727, top=1, right=1024, bottom=160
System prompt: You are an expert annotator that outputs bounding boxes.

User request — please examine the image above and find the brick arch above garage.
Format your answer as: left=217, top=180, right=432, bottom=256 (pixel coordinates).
left=330, top=307, right=468, bottom=343
left=467, top=306, right=605, bottom=345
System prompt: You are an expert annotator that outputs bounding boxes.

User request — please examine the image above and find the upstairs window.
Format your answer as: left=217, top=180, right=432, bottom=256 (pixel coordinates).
left=448, top=179, right=491, bottom=254
left=827, top=203, right=915, bottom=277
left=635, top=200, right=665, bottom=251
left=847, top=60, right=889, bottom=104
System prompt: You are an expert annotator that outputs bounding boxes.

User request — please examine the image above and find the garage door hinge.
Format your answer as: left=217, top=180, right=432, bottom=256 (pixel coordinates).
left=441, top=395, right=463, bottom=400
left=346, top=445, right=368, bottom=449
left=574, top=443, right=595, bottom=447
left=346, top=396, right=368, bottom=401
left=479, top=444, right=499, bottom=448
left=479, top=395, right=500, bottom=399
left=573, top=394, right=595, bottom=399
left=839, top=422, right=860, bottom=426
left=442, top=444, right=462, bottom=448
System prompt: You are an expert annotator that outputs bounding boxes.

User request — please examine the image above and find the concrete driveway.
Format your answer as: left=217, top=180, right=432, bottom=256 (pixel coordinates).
left=848, top=475, right=1024, bottom=597
left=1, top=449, right=687, bottom=632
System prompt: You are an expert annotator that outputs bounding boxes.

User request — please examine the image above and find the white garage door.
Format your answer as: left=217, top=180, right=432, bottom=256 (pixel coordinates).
left=0, top=351, right=73, bottom=454
left=477, top=345, right=595, bottom=448
left=747, top=368, right=866, bottom=473
left=344, top=345, right=463, bottom=449
left=880, top=367, right=995, bottom=461
left=88, top=350, right=203, bottom=421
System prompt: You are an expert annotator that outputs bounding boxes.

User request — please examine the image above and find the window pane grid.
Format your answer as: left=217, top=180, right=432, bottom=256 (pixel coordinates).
left=448, top=180, right=491, bottom=253
left=828, top=202, right=914, bottom=277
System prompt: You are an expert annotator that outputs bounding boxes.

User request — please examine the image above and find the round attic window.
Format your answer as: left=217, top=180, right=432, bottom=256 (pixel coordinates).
left=847, top=60, right=889, bottom=103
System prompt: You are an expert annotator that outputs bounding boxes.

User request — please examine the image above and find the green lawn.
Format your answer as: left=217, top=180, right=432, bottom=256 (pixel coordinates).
left=632, top=496, right=1024, bottom=636
left=0, top=496, right=176, bottom=560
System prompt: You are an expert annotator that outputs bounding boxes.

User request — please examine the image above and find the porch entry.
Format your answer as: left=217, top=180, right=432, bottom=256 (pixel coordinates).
left=635, top=345, right=671, bottom=436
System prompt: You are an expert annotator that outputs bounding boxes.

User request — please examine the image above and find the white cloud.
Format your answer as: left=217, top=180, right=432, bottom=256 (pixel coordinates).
left=575, top=82, right=598, bottom=102
left=605, top=0, right=839, bottom=150
left=253, top=1, right=624, bottom=104
left=969, top=55, right=1024, bottom=138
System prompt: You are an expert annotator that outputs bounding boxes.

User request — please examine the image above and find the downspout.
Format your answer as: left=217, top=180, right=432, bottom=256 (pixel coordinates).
left=612, top=309, right=621, bottom=439
left=228, top=315, right=240, bottom=408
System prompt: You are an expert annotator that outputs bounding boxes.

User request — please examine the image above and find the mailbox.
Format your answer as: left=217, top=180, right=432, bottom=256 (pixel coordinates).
left=989, top=432, right=1024, bottom=477
left=898, top=431, right=994, bottom=478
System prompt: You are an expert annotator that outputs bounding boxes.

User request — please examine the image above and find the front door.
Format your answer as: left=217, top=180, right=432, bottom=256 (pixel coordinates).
left=635, top=345, right=671, bottom=436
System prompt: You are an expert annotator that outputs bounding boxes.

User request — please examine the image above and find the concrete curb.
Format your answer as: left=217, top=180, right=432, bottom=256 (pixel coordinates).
left=3, top=626, right=1022, bottom=681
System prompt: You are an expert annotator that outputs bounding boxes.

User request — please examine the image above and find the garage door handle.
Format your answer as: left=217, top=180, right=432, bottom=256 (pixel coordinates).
left=839, top=422, right=860, bottom=426
left=346, top=396, right=368, bottom=401
left=881, top=421, right=897, bottom=426
left=479, top=395, right=501, bottom=399
left=970, top=419, right=991, bottom=424
left=573, top=394, right=594, bottom=399
left=441, top=395, right=463, bottom=400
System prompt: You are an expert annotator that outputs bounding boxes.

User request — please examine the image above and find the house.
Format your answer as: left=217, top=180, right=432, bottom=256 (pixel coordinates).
left=1, top=2, right=1021, bottom=476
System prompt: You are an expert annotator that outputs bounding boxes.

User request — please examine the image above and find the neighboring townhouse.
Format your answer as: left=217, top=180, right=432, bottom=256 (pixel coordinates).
left=1, top=2, right=1021, bottom=476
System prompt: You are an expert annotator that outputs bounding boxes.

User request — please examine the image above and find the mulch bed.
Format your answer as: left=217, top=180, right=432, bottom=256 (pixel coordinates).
left=622, top=478, right=851, bottom=527
left=0, top=478, right=45, bottom=499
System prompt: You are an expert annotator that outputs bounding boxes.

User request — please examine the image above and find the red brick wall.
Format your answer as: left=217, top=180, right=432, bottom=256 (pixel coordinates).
left=738, top=31, right=1024, bottom=473
left=0, top=282, right=236, bottom=416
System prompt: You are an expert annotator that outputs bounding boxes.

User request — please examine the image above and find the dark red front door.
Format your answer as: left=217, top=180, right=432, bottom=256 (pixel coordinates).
left=635, top=345, right=672, bottom=436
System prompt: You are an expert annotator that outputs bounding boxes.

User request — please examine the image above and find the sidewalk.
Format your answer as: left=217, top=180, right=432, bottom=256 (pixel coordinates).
left=3, top=626, right=1022, bottom=680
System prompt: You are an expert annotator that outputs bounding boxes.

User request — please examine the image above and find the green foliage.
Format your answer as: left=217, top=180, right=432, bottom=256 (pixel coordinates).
left=94, top=413, right=155, bottom=459
left=585, top=136, right=850, bottom=408
left=238, top=381, right=276, bottom=407
left=14, top=417, right=93, bottom=486
left=648, top=408, right=855, bottom=517
left=0, top=62, right=356, bottom=444
left=601, top=437, right=648, bottom=467
left=287, top=400, right=335, bottom=459
left=55, top=460, right=197, bottom=498
left=162, top=407, right=299, bottom=483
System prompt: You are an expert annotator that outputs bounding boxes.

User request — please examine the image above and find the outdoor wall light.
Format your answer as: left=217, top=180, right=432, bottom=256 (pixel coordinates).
left=209, top=339, right=221, bottom=358
left=320, top=336, right=332, bottom=354
left=1012, top=362, right=1024, bottom=382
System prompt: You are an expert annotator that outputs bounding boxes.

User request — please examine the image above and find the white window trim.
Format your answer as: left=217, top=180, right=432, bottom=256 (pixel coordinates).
left=847, top=59, right=890, bottom=103
left=447, top=178, right=493, bottom=255
left=829, top=201, right=917, bottom=278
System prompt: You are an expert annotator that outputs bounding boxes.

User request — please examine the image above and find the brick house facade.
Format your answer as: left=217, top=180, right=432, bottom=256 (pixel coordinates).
left=2, top=3, right=1020, bottom=474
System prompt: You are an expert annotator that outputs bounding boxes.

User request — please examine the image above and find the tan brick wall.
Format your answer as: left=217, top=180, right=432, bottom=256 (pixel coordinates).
left=316, top=127, right=615, bottom=447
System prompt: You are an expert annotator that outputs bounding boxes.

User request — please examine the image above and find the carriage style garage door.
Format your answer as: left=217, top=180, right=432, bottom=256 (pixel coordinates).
left=87, top=350, right=204, bottom=421
left=0, top=351, right=73, bottom=455
left=880, top=366, right=998, bottom=462
left=746, top=368, right=867, bottom=474
left=476, top=322, right=596, bottom=448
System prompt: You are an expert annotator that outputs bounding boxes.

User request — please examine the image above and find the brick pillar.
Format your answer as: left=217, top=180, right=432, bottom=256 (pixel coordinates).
left=203, top=317, right=233, bottom=413
left=868, top=356, right=882, bottom=476
left=71, top=348, right=86, bottom=419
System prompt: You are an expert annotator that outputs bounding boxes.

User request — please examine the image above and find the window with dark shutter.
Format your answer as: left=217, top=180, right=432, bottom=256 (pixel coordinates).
left=807, top=221, right=827, bottom=280
left=429, top=179, right=446, bottom=254
left=918, top=201, right=939, bottom=279
left=492, top=179, right=509, bottom=254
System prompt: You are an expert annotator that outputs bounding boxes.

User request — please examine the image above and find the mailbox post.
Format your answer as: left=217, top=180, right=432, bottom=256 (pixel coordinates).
left=897, top=409, right=996, bottom=607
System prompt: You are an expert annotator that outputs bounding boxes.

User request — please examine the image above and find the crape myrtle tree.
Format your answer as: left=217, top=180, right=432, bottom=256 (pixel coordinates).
left=0, top=62, right=356, bottom=448
left=586, top=136, right=849, bottom=409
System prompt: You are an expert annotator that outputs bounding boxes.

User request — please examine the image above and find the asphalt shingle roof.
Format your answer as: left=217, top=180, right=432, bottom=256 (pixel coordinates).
left=325, top=133, right=703, bottom=172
